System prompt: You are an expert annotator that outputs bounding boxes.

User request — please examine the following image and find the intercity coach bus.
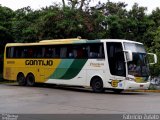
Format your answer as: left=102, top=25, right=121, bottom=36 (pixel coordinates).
left=3, top=38, right=157, bottom=93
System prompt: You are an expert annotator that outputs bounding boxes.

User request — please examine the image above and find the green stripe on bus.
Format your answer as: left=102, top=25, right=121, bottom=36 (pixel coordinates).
left=60, top=59, right=87, bottom=79
left=49, top=59, right=74, bottom=79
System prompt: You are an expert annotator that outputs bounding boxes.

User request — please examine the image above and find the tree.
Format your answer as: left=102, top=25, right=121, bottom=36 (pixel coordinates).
left=150, top=7, right=160, bottom=28
left=13, top=6, right=40, bottom=42
left=63, top=0, right=91, bottom=10
left=0, top=5, right=14, bottom=72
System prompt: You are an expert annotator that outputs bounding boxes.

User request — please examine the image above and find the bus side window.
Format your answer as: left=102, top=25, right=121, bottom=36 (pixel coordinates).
left=44, top=47, right=50, bottom=58
left=14, top=47, right=23, bottom=58
left=54, top=47, right=60, bottom=58
left=6, top=47, right=14, bottom=58
left=99, top=45, right=105, bottom=58
left=43, top=46, right=54, bottom=58
left=60, top=46, right=67, bottom=58
left=34, top=46, right=43, bottom=58
left=64, top=44, right=88, bottom=59
left=6, top=48, right=10, bottom=58
left=42, top=47, right=45, bottom=58
left=23, top=48, right=28, bottom=58
left=88, top=43, right=104, bottom=59
left=28, top=48, right=34, bottom=58
left=21, top=47, right=34, bottom=58
left=77, top=47, right=84, bottom=58
left=67, top=45, right=74, bottom=58
left=74, top=45, right=88, bottom=59
left=82, top=46, right=88, bottom=58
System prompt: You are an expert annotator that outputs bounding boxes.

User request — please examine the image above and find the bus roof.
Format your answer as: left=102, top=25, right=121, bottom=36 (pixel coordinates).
left=100, top=39, right=143, bottom=45
left=5, top=39, right=143, bottom=47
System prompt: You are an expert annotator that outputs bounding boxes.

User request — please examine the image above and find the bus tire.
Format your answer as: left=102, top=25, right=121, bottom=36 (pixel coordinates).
left=17, top=73, right=26, bottom=86
left=91, top=77, right=104, bottom=93
left=26, top=73, right=35, bottom=86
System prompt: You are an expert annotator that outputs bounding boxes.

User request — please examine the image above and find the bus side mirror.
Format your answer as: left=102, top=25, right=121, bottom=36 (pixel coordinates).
left=147, top=53, right=157, bottom=65
left=124, top=50, right=133, bottom=62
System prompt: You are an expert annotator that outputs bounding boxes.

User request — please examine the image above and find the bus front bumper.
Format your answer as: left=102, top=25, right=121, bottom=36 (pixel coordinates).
left=124, top=81, right=150, bottom=90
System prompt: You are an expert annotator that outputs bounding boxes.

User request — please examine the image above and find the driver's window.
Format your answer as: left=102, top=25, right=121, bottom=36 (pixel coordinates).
left=107, top=42, right=126, bottom=77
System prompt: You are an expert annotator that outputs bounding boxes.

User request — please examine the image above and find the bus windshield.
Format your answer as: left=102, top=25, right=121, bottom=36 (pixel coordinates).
left=124, top=42, right=149, bottom=77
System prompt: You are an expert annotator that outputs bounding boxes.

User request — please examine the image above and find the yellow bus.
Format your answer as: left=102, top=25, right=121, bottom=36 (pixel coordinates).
left=3, top=38, right=157, bottom=93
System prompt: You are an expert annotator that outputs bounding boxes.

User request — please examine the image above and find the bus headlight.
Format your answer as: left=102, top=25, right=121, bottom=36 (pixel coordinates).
left=126, top=75, right=135, bottom=81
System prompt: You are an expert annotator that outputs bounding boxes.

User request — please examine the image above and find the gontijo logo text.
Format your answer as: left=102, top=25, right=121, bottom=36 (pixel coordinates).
left=25, top=60, right=53, bottom=66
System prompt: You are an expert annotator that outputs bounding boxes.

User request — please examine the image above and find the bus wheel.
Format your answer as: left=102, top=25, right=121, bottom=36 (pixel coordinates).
left=91, top=77, right=104, bottom=93
left=17, top=73, right=26, bottom=86
left=26, top=73, right=35, bottom=86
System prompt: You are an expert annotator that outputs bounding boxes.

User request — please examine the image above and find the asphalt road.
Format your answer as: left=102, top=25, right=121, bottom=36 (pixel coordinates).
left=0, top=83, right=160, bottom=114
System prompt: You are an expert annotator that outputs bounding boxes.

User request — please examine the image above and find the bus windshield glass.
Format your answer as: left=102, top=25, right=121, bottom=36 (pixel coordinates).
left=124, top=42, right=149, bottom=77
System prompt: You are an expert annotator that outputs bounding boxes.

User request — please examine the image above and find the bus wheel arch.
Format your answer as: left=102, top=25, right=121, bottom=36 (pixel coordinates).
left=90, top=76, right=104, bottom=93
left=26, top=73, right=35, bottom=86
left=17, top=72, right=26, bottom=86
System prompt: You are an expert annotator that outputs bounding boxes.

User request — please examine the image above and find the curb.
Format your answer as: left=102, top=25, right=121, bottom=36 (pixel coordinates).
left=126, top=90, right=160, bottom=93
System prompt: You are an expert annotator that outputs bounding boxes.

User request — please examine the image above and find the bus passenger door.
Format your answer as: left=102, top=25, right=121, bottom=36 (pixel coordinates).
left=107, top=42, right=126, bottom=89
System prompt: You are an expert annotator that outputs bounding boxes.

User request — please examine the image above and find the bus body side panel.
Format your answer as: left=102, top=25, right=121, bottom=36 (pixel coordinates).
left=86, top=59, right=107, bottom=87
left=45, top=59, right=87, bottom=86
left=45, top=59, right=110, bottom=88
left=3, top=59, right=62, bottom=83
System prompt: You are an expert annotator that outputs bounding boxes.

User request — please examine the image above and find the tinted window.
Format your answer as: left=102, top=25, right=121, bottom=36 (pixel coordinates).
left=88, top=43, right=104, bottom=58
left=6, top=43, right=104, bottom=59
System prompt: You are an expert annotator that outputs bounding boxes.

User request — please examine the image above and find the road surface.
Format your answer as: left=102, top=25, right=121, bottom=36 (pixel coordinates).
left=0, top=83, right=160, bottom=114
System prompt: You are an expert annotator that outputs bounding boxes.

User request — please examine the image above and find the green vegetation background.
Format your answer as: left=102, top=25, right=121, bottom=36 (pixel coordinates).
left=0, top=0, right=160, bottom=78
